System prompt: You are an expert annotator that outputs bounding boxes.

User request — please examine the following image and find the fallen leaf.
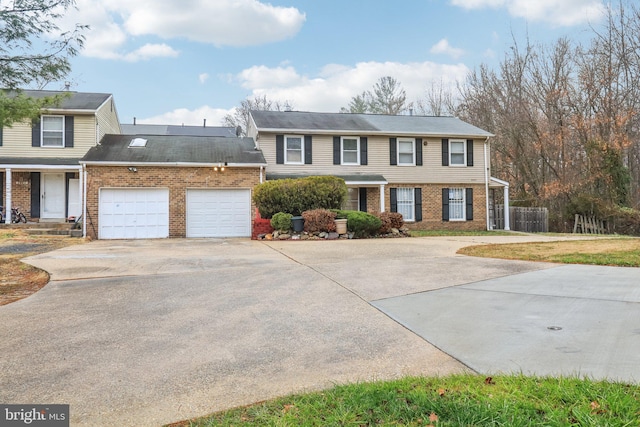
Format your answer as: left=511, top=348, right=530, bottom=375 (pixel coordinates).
left=282, top=404, right=295, bottom=413
left=438, top=388, right=446, bottom=397
left=590, top=401, right=600, bottom=410
left=485, top=377, right=496, bottom=385
left=429, top=412, right=439, bottom=422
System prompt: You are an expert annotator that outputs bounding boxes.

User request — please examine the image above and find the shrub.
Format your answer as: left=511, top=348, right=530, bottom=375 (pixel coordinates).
left=302, top=209, right=336, bottom=233
left=253, top=176, right=347, bottom=218
left=334, top=210, right=382, bottom=237
left=375, top=212, right=405, bottom=233
left=270, top=212, right=293, bottom=232
left=605, top=206, right=640, bottom=236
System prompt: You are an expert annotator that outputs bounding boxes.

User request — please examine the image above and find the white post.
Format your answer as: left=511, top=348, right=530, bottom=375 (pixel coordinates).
left=4, top=169, right=11, bottom=224
left=379, top=184, right=385, bottom=212
left=82, top=166, right=88, bottom=238
left=503, top=184, right=510, bottom=231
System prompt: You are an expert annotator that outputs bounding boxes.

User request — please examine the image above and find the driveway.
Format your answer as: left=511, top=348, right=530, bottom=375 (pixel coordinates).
left=0, top=235, right=636, bottom=426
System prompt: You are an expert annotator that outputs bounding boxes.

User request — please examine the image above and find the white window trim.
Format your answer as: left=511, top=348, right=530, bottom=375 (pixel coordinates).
left=397, top=138, right=416, bottom=166
left=284, top=135, right=304, bottom=165
left=341, top=136, right=360, bottom=165
left=397, top=187, right=415, bottom=222
left=449, top=139, right=467, bottom=167
left=41, top=115, right=65, bottom=148
left=449, top=187, right=466, bottom=221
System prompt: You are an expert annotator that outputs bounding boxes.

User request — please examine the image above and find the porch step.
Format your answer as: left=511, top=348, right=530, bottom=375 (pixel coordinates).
left=0, top=222, right=83, bottom=237
left=24, top=228, right=82, bottom=237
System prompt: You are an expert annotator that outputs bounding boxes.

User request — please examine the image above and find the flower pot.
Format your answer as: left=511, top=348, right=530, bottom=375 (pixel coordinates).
left=291, top=216, right=304, bottom=233
left=335, top=218, right=347, bottom=234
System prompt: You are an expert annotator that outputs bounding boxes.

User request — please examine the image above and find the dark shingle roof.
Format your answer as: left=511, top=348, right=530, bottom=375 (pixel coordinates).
left=3, top=90, right=112, bottom=111
left=251, top=110, right=493, bottom=138
left=120, top=124, right=238, bottom=137
left=266, top=173, right=387, bottom=184
left=81, top=135, right=266, bottom=166
left=0, top=157, right=81, bottom=166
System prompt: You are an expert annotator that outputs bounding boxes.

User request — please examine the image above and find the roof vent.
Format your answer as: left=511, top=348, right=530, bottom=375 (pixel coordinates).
left=129, top=137, right=148, bottom=147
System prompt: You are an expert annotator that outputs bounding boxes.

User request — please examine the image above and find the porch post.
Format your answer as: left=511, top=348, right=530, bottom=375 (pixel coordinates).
left=503, top=184, right=510, bottom=231
left=4, top=169, right=11, bottom=224
left=379, top=184, right=385, bottom=212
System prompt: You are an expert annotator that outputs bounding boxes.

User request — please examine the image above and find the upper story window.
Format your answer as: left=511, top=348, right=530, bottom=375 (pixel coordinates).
left=41, top=115, right=65, bottom=147
left=285, top=135, right=303, bottom=164
left=449, top=140, right=466, bottom=166
left=397, top=138, right=415, bottom=165
left=341, top=137, right=360, bottom=165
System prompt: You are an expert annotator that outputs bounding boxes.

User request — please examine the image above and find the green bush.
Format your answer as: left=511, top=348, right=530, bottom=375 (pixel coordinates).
left=302, top=209, right=336, bottom=233
left=606, top=206, right=640, bottom=236
left=253, top=176, right=347, bottom=218
left=334, top=210, right=382, bottom=237
left=270, top=212, right=293, bottom=232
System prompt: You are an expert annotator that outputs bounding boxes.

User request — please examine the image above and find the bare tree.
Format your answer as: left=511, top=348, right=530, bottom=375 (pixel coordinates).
left=223, top=94, right=293, bottom=136
left=340, top=76, right=408, bottom=115
left=415, top=79, right=458, bottom=116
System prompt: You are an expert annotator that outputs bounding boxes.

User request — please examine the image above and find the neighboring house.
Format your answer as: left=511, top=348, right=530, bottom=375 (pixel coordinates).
left=0, top=90, right=121, bottom=224
left=80, top=134, right=266, bottom=239
left=120, top=123, right=240, bottom=137
left=248, top=110, right=509, bottom=230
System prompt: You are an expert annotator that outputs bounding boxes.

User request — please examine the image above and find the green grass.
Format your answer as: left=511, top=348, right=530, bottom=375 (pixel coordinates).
left=410, top=230, right=515, bottom=237
left=549, top=250, right=640, bottom=267
left=172, top=374, right=640, bottom=426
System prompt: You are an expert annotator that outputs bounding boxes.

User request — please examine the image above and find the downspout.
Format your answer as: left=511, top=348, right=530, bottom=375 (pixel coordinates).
left=82, top=164, right=87, bottom=238
left=484, top=138, right=490, bottom=230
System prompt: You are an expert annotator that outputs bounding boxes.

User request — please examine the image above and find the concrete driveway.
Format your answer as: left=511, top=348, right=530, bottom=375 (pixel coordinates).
left=0, top=235, right=637, bottom=426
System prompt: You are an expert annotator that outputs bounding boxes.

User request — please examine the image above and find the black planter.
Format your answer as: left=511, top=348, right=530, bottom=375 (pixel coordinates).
left=291, top=216, right=304, bottom=232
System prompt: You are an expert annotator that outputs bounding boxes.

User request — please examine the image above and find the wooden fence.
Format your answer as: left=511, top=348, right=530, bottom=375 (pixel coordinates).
left=494, top=205, right=549, bottom=232
left=573, top=214, right=609, bottom=234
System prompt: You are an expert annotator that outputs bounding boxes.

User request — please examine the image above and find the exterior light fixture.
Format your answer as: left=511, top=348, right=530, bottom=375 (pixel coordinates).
left=128, top=167, right=137, bottom=172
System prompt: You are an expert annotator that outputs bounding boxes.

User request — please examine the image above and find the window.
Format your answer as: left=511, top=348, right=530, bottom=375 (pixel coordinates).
left=398, top=138, right=415, bottom=165
left=341, top=137, right=359, bottom=164
left=343, top=187, right=359, bottom=211
left=396, top=188, right=415, bottom=221
left=285, top=135, right=303, bottom=164
left=41, top=116, right=64, bottom=147
left=449, top=188, right=465, bottom=220
left=449, top=140, right=466, bottom=166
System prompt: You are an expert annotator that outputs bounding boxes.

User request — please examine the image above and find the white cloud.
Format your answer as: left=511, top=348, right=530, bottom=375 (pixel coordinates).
left=430, top=39, right=465, bottom=59
left=139, top=106, right=232, bottom=126
left=450, top=0, right=606, bottom=26
left=199, top=73, right=210, bottom=84
left=56, top=0, right=305, bottom=61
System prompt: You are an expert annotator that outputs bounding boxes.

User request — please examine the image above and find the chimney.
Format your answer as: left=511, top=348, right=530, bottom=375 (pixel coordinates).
left=203, top=119, right=207, bottom=127
left=133, top=117, right=136, bottom=125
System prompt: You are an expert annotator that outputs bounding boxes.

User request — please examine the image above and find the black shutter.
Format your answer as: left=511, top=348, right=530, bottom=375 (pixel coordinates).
left=359, top=187, right=367, bottom=212
left=276, top=135, right=284, bottom=164
left=0, top=125, right=3, bottom=146
left=442, top=188, right=450, bottom=221
left=466, top=139, right=474, bottom=166
left=442, top=139, right=449, bottom=166
left=31, top=172, right=41, bottom=218
left=32, top=118, right=41, bottom=147
left=416, top=138, right=423, bottom=166
left=304, top=135, right=312, bottom=164
left=414, top=188, right=422, bottom=221
left=333, top=136, right=341, bottom=165
left=389, top=138, right=397, bottom=165
left=360, top=137, right=368, bottom=165
left=390, top=188, right=397, bottom=212
left=65, top=116, right=74, bottom=147
left=466, top=188, right=474, bottom=220
left=0, top=172, right=3, bottom=207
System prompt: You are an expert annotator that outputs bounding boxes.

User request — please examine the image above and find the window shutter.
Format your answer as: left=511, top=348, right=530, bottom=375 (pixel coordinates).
left=333, top=136, right=341, bottom=165
left=65, top=116, right=74, bottom=147
left=359, top=187, right=367, bottom=212
left=360, top=137, right=368, bottom=165
left=442, top=188, right=450, bottom=221
left=0, top=172, right=3, bottom=205
left=466, top=188, right=474, bottom=220
left=0, top=126, right=3, bottom=146
left=466, top=139, right=474, bottom=166
left=276, top=135, right=284, bottom=164
left=32, top=118, right=41, bottom=147
left=414, top=188, right=422, bottom=221
left=389, top=138, right=397, bottom=165
left=390, top=188, right=397, bottom=212
left=30, top=172, right=41, bottom=218
left=441, top=139, right=449, bottom=166
left=416, top=138, right=423, bottom=166
left=304, top=135, right=312, bottom=164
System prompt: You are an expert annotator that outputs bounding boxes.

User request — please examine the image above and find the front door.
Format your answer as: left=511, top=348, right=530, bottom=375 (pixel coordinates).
left=41, top=173, right=65, bottom=219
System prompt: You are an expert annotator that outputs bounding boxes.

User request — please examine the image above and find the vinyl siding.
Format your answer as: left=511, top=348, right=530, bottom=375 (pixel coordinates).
left=96, top=96, right=121, bottom=140
left=260, top=133, right=487, bottom=185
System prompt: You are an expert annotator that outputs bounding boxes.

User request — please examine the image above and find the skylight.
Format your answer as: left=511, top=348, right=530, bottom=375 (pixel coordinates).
left=129, top=138, right=148, bottom=147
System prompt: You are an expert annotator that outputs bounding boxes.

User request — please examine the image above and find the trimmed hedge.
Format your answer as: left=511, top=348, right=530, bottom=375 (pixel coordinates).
left=334, top=210, right=382, bottom=237
left=302, top=209, right=337, bottom=233
left=375, top=212, right=404, bottom=234
left=253, top=176, right=347, bottom=218
left=271, top=212, right=293, bottom=231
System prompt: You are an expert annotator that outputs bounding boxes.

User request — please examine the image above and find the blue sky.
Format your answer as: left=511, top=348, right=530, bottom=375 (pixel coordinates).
left=57, top=0, right=606, bottom=126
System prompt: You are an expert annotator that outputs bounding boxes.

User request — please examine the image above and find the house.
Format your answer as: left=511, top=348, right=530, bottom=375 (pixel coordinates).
left=0, top=90, right=121, bottom=224
left=80, top=134, right=266, bottom=239
left=248, top=110, right=509, bottom=230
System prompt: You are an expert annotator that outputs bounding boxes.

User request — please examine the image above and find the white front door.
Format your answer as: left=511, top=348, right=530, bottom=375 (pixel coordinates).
left=68, top=178, right=81, bottom=219
left=41, top=173, right=66, bottom=219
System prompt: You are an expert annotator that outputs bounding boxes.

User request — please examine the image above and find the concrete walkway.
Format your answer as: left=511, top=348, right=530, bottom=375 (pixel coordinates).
left=0, top=234, right=636, bottom=426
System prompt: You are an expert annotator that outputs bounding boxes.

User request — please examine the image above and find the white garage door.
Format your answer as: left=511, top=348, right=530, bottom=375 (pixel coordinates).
left=99, top=188, right=169, bottom=239
left=187, top=189, right=251, bottom=237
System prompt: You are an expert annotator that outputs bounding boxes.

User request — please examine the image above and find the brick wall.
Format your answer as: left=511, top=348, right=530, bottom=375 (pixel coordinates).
left=8, top=172, right=32, bottom=220
left=85, top=165, right=261, bottom=239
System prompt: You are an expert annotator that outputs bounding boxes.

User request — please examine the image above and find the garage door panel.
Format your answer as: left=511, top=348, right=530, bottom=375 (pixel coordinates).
left=99, top=189, right=169, bottom=239
left=187, top=189, right=250, bottom=238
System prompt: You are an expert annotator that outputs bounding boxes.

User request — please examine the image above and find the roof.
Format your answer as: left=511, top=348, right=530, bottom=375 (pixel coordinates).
left=250, top=110, right=493, bottom=138
left=0, top=157, right=82, bottom=166
left=81, top=134, right=266, bottom=166
left=120, top=124, right=239, bottom=137
left=2, top=89, right=112, bottom=111
left=266, top=173, right=387, bottom=185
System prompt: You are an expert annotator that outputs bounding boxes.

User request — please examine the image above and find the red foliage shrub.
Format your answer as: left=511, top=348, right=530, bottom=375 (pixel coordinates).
left=375, top=212, right=405, bottom=233
left=302, top=209, right=337, bottom=233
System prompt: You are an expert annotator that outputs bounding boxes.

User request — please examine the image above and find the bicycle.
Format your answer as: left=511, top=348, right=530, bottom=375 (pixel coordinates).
left=0, top=206, right=27, bottom=223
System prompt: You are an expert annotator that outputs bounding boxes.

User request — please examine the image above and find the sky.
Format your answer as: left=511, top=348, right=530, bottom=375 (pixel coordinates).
left=54, top=0, right=608, bottom=127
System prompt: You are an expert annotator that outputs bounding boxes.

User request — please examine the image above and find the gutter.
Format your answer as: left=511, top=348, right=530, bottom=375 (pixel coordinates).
left=79, top=161, right=268, bottom=168
left=484, top=137, right=490, bottom=230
